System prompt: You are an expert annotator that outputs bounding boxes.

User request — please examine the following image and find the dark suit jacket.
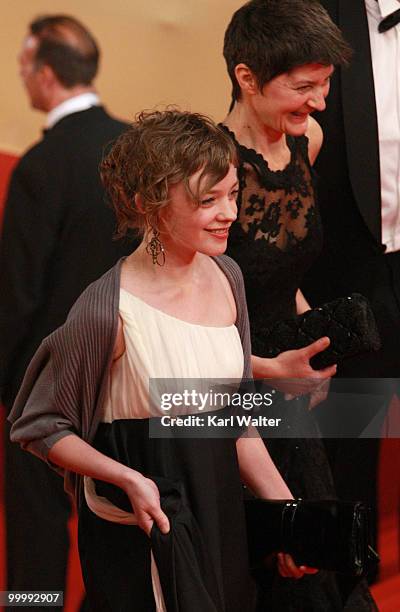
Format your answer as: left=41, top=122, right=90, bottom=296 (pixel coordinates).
left=303, top=0, right=400, bottom=377
left=0, top=105, right=133, bottom=407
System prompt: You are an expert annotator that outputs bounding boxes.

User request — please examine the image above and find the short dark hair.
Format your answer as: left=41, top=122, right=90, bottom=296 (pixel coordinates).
left=29, top=15, right=99, bottom=87
left=224, top=0, right=352, bottom=102
left=101, top=109, right=237, bottom=237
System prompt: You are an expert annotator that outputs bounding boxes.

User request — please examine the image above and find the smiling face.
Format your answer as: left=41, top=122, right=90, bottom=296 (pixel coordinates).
left=252, top=63, right=333, bottom=136
left=159, top=164, right=238, bottom=259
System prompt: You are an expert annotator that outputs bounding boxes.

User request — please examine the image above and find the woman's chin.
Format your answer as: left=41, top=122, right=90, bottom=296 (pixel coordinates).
left=286, top=115, right=309, bottom=135
left=199, top=243, right=228, bottom=257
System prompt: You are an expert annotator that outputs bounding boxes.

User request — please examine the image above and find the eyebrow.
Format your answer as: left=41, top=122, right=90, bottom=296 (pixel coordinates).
left=291, top=67, right=335, bottom=87
left=207, top=180, right=239, bottom=194
left=293, top=75, right=332, bottom=86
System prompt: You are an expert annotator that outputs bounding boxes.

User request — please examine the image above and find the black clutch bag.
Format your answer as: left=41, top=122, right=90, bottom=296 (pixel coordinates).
left=245, top=498, right=379, bottom=576
left=263, top=293, right=381, bottom=369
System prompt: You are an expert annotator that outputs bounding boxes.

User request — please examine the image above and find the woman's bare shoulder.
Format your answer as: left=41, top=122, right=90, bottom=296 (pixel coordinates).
left=306, top=116, right=323, bottom=165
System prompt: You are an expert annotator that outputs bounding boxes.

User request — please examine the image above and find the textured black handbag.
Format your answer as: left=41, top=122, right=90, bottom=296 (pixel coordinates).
left=245, top=498, right=379, bottom=576
left=263, top=293, right=381, bottom=369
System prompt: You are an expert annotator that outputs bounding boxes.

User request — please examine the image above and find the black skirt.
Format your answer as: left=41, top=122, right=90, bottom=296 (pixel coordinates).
left=78, top=419, right=256, bottom=612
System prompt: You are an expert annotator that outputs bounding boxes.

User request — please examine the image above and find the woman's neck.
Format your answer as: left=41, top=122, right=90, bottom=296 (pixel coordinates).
left=223, top=100, right=289, bottom=166
left=124, top=241, right=206, bottom=289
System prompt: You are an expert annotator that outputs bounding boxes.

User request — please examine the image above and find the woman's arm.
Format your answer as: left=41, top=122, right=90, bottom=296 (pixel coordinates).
left=236, top=434, right=291, bottom=498
left=236, top=434, right=318, bottom=578
left=296, top=289, right=311, bottom=314
left=48, top=319, right=168, bottom=536
left=48, top=434, right=169, bottom=536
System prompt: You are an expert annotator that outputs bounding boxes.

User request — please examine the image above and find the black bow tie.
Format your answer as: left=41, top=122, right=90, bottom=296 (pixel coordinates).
left=379, top=8, right=400, bottom=32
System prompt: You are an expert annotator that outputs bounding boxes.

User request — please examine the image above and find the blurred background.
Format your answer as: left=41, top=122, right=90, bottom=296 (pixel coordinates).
left=0, top=0, right=243, bottom=155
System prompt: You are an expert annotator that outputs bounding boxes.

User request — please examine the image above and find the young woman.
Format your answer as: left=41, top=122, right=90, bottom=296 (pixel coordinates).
left=9, top=110, right=320, bottom=612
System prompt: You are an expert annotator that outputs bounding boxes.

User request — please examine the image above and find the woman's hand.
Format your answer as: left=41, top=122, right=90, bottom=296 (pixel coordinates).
left=123, top=472, right=170, bottom=536
left=273, top=337, right=336, bottom=397
left=252, top=337, right=336, bottom=397
left=47, top=435, right=170, bottom=537
left=272, top=337, right=336, bottom=379
left=277, top=553, right=319, bottom=579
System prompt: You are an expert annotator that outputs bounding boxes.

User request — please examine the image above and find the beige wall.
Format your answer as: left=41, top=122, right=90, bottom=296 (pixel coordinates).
left=0, top=0, right=244, bottom=155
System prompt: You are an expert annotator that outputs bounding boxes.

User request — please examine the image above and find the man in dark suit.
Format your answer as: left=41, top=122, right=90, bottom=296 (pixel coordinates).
left=0, top=15, right=131, bottom=600
left=303, top=0, right=400, bottom=581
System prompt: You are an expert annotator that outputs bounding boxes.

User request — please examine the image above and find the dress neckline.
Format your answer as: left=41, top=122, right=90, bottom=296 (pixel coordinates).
left=220, top=124, right=297, bottom=176
left=119, top=288, right=236, bottom=331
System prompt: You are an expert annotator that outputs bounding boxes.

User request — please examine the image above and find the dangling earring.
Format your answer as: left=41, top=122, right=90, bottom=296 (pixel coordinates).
left=146, top=227, right=165, bottom=266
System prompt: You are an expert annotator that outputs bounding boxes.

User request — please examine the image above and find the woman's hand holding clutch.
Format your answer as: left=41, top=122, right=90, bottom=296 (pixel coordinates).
left=252, top=336, right=337, bottom=398
left=277, top=553, right=319, bottom=579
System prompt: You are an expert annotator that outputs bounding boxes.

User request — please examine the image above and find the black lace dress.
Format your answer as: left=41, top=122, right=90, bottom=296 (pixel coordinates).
left=222, top=126, right=377, bottom=612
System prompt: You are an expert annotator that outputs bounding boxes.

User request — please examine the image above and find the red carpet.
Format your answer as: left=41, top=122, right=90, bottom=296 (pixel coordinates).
left=370, top=437, right=400, bottom=610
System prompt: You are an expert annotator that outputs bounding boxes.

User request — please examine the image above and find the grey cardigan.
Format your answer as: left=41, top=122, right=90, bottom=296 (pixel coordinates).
left=9, top=255, right=252, bottom=504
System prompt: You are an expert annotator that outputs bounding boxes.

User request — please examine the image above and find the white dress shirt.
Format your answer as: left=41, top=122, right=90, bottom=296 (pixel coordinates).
left=365, top=0, right=400, bottom=252
left=46, top=92, right=100, bottom=129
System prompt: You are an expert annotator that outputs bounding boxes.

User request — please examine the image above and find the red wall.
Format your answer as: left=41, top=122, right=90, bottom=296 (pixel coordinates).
left=0, top=151, right=18, bottom=224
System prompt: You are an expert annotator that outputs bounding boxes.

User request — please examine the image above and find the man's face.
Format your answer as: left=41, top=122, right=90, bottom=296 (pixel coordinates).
left=18, top=35, right=47, bottom=111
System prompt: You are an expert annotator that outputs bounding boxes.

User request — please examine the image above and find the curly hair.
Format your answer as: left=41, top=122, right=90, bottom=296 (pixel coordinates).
left=100, top=109, right=237, bottom=237
left=224, top=0, right=352, bottom=102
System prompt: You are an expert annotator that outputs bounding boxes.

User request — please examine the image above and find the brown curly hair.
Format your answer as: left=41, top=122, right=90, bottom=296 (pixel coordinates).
left=100, top=109, right=237, bottom=237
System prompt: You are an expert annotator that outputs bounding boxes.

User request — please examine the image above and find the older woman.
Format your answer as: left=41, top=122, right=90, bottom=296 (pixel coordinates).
left=222, top=1, right=377, bottom=611
left=9, top=110, right=321, bottom=612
